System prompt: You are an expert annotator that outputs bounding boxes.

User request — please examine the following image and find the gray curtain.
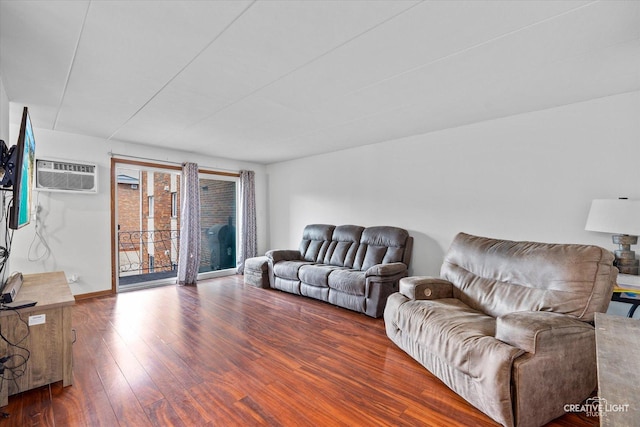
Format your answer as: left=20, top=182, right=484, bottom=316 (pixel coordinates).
left=237, top=170, right=257, bottom=274
left=177, top=162, right=200, bottom=285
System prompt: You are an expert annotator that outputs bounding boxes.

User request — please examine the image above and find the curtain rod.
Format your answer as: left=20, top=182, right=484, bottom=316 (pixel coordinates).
left=108, top=151, right=241, bottom=176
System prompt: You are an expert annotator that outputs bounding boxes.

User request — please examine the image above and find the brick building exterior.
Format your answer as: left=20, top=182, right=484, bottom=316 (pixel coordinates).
left=140, top=171, right=179, bottom=274
left=117, top=178, right=141, bottom=251
left=117, top=172, right=144, bottom=275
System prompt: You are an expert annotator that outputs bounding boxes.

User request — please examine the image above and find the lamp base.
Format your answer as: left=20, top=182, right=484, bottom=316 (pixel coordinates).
left=613, top=234, right=639, bottom=275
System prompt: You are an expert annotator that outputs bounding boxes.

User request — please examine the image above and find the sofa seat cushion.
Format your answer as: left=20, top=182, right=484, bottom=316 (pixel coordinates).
left=273, top=260, right=314, bottom=280
left=299, top=264, right=345, bottom=287
left=395, top=298, right=522, bottom=377
left=328, top=269, right=366, bottom=296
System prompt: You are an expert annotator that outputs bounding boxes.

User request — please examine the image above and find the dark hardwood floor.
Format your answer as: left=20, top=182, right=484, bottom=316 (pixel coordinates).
left=0, top=275, right=599, bottom=426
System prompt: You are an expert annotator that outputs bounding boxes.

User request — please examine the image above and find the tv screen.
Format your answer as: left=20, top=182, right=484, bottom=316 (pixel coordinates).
left=9, top=107, right=36, bottom=229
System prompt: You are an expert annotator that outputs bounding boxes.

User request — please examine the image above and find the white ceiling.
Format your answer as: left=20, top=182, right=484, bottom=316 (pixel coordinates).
left=1, top=1, right=639, bottom=164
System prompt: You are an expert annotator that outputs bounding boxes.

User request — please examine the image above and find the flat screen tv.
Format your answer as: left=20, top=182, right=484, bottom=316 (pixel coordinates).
left=9, top=107, right=36, bottom=229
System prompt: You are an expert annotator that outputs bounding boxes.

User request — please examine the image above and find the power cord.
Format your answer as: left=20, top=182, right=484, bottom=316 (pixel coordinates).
left=0, top=308, right=31, bottom=401
left=28, top=192, right=51, bottom=262
left=0, top=193, right=13, bottom=282
left=0, top=185, right=26, bottom=420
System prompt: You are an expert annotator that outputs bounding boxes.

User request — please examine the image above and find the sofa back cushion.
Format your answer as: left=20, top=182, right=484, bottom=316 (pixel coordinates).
left=353, top=226, right=411, bottom=271
left=324, top=225, right=365, bottom=268
left=299, top=224, right=335, bottom=262
left=441, top=232, right=616, bottom=321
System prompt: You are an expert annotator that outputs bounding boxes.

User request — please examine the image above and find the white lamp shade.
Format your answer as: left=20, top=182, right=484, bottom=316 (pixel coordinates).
left=585, top=199, right=640, bottom=235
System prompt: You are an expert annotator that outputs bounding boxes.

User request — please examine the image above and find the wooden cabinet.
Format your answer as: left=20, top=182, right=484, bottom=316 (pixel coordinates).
left=0, top=271, right=74, bottom=407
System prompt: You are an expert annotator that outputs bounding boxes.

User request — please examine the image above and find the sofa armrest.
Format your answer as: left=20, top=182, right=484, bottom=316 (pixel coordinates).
left=265, top=249, right=302, bottom=263
left=496, top=311, right=594, bottom=354
left=365, top=262, right=407, bottom=278
left=398, top=276, right=454, bottom=300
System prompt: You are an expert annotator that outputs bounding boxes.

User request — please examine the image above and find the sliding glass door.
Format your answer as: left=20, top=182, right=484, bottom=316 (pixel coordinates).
left=112, top=159, right=238, bottom=292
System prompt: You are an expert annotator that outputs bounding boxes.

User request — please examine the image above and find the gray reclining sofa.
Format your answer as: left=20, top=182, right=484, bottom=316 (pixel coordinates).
left=266, top=224, right=413, bottom=318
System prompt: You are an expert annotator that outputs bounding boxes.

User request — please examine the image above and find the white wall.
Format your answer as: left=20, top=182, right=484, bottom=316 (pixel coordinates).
left=266, top=91, right=640, bottom=315
left=0, top=74, right=10, bottom=285
left=0, top=74, right=8, bottom=143
left=6, top=126, right=268, bottom=295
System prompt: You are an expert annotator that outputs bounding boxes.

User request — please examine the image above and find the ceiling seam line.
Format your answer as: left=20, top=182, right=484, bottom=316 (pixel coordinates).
left=263, top=0, right=607, bottom=145
left=106, top=0, right=258, bottom=141
left=328, top=0, right=603, bottom=100
left=53, top=0, right=92, bottom=130
left=156, top=0, right=426, bottom=145
left=274, top=88, right=640, bottom=165
left=186, top=0, right=600, bottom=150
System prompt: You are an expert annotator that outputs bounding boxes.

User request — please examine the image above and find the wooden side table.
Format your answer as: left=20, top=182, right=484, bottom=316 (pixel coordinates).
left=0, top=271, right=74, bottom=407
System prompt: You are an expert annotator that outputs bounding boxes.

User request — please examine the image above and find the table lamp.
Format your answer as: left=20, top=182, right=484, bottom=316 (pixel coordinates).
left=585, top=198, right=640, bottom=275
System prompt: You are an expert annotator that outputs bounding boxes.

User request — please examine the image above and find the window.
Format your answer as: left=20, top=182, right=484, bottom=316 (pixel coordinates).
left=171, top=192, right=177, bottom=218
left=149, top=254, right=155, bottom=273
left=148, top=195, right=154, bottom=218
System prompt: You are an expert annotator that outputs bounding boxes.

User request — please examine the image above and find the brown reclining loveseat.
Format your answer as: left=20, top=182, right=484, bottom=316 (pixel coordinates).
left=384, top=232, right=617, bottom=427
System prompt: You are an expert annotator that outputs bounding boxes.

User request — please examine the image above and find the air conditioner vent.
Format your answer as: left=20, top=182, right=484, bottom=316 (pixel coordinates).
left=35, top=159, right=98, bottom=193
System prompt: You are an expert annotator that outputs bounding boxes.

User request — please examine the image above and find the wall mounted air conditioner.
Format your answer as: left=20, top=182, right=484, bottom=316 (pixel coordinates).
left=35, top=158, right=98, bottom=193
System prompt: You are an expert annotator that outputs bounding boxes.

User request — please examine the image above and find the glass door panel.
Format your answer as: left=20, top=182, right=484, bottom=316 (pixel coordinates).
left=116, top=166, right=180, bottom=289
left=198, top=176, right=237, bottom=275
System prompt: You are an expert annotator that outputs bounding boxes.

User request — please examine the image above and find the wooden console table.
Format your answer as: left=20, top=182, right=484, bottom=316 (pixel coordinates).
left=595, top=313, right=638, bottom=426
left=0, top=271, right=74, bottom=407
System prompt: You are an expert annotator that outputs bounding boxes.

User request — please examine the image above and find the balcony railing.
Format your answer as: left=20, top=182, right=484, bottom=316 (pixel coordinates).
left=117, top=229, right=179, bottom=276
left=117, top=225, right=236, bottom=286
